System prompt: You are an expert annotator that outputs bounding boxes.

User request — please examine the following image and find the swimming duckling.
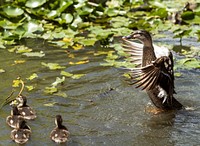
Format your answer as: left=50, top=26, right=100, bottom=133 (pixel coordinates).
left=122, top=30, right=183, bottom=111
left=6, top=105, right=24, bottom=128
left=50, top=115, right=69, bottom=143
left=16, top=95, right=36, bottom=120
left=11, top=120, right=31, bottom=144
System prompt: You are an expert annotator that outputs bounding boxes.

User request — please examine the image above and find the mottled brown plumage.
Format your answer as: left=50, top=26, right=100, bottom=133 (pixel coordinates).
left=122, top=30, right=183, bottom=110
left=50, top=115, right=69, bottom=143
left=16, top=95, right=37, bottom=120
left=10, top=120, right=31, bottom=144
left=6, top=106, right=24, bottom=128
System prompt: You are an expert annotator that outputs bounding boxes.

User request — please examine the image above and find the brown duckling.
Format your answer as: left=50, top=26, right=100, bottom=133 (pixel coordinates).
left=6, top=105, right=24, bottom=128
left=122, top=30, right=183, bottom=111
left=50, top=115, right=69, bottom=143
left=16, top=95, right=36, bottom=120
left=10, top=120, right=31, bottom=144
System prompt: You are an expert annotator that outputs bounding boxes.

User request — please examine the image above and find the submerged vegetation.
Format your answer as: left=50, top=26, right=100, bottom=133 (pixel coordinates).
left=0, top=0, right=200, bottom=95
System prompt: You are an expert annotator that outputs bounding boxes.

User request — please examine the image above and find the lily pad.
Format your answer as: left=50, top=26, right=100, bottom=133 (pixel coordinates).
left=44, top=102, right=57, bottom=107
left=72, top=44, right=83, bottom=50
left=26, top=85, right=35, bottom=91
left=174, top=72, right=182, bottom=77
left=60, top=71, right=85, bottom=79
left=176, top=58, right=200, bottom=69
left=13, top=60, right=26, bottom=65
left=181, top=11, right=195, bottom=20
left=71, top=74, right=85, bottom=79
left=71, top=15, right=82, bottom=28
left=41, top=62, right=66, bottom=70
left=61, top=13, right=73, bottom=24
left=12, top=79, right=21, bottom=87
left=44, top=86, right=58, bottom=94
left=23, top=21, right=44, bottom=35
left=60, top=71, right=73, bottom=77
left=0, top=69, right=5, bottom=73
left=23, top=51, right=45, bottom=57
left=47, top=10, right=59, bottom=19
left=3, top=6, right=24, bottom=17
left=16, top=46, right=32, bottom=53
left=69, top=60, right=89, bottom=65
left=25, top=0, right=46, bottom=8
left=51, top=77, right=65, bottom=87
left=54, top=91, right=68, bottom=98
left=27, top=73, right=38, bottom=80
left=74, top=37, right=97, bottom=46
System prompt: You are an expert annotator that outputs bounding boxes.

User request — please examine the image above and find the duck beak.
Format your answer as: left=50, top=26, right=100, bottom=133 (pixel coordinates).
left=132, top=33, right=141, bottom=39
left=122, top=34, right=133, bottom=40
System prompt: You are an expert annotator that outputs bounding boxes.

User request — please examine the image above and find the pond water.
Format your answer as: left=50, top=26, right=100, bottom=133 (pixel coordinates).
left=0, top=37, right=200, bottom=146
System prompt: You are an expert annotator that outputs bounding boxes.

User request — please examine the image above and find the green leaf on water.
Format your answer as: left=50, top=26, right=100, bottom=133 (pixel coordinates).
left=41, top=62, right=65, bottom=70
left=12, top=79, right=21, bottom=87
left=44, top=102, right=57, bottom=107
left=174, top=72, right=182, bottom=77
left=25, top=0, right=46, bottom=8
left=60, top=71, right=73, bottom=77
left=52, top=31, right=66, bottom=39
left=15, top=46, right=32, bottom=53
left=51, top=77, right=65, bottom=87
left=81, top=38, right=97, bottom=46
left=173, top=28, right=192, bottom=39
left=94, top=51, right=109, bottom=56
left=176, top=58, right=200, bottom=69
left=26, top=85, right=34, bottom=91
left=71, top=15, right=82, bottom=28
left=181, top=11, right=195, bottom=20
left=44, top=86, right=58, bottom=94
left=0, top=41, right=5, bottom=49
left=105, top=8, right=120, bottom=17
left=71, top=74, right=85, bottom=79
left=23, top=21, right=44, bottom=35
left=54, top=91, right=68, bottom=98
left=23, top=51, right=45, bottom=57
left=61, top=13, right=73, bottom=24
left=123, top=73, right=132, bottom=79
left=0, top=69, right=5, bottom=73
left=3, top=6, right=24, bottom=17
left=151, top=8, right=168, bottom=19
left=74, top=37, right=97, bottom=46
left=47, top=10, right=58, bottom=19
left=26, top=73, right=38, bottom=80
left=60, top=71, right=85, bottom=79
left=106, top=0, right=122, bottom=8
left=110, top=16, right=130, bottom=28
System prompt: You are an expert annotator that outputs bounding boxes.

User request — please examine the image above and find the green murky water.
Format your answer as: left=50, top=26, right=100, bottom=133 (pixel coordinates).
left=0, top=38, right=200, bottom=146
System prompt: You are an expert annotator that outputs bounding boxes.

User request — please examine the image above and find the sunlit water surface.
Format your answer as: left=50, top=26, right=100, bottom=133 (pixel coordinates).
left=0, top=38, right=199, bottom=146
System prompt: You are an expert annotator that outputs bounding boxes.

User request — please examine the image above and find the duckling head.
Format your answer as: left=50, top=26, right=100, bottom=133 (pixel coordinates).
left=17, top=95, right=27, bottom=107
left=55, top=115, right=63, bottom=128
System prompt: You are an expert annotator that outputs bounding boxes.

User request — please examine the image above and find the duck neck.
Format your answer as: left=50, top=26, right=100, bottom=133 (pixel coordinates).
left=142, top=44, right=156, bottom=67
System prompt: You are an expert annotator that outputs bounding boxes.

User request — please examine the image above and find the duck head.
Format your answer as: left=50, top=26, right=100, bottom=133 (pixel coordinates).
left=123, top=30, right=153, bottom=47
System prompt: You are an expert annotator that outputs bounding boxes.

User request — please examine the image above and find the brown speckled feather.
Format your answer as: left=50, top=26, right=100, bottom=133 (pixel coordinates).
left=129, top=56, right=174, bottom=93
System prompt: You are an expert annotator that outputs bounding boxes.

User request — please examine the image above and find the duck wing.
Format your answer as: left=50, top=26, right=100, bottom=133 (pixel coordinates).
left=122, top=39, right=143, bottom=68
left=129, top=55, right=175, bottom=95
left=122, top=39, right=170, bottom=69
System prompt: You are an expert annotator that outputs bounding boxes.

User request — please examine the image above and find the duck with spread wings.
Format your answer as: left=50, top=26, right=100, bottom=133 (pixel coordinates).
left=122, top=30, right=183, bottom=110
